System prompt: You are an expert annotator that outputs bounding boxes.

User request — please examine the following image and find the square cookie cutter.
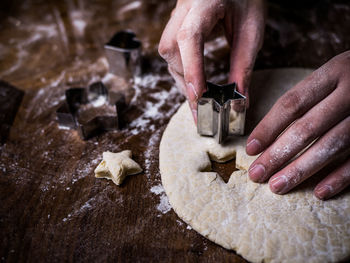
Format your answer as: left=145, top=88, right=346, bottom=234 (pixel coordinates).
left=197, top=82, right=246, bottom=144
left=56, top=82, right=125, bottom=139
left=104, top=30, right=142, bottom=79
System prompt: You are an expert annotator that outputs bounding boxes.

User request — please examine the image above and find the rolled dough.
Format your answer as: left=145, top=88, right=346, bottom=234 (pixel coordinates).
left=159, top=69, right=350, bottom=263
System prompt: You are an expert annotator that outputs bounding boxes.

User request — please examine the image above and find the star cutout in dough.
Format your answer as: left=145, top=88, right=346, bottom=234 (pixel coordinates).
left=94, top=150, right=142, bottom=185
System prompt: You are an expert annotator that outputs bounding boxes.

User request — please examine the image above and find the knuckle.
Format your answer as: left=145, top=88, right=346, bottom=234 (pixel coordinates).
left=288, top=166, right=305, bottom=185
left=332, top=60, right=344, bottom=75
left=319, top=51, right=350, bottom=82
left=158, top=41, right=174, bottom=60
left=242, top=65, right=253, bottom=76
left=278, top=90, right=304, bottom=118
left=337, top=50, right=350, bottom=64
left=170, top=8, right=176, bottom=17
left=335, top=51, right=350, bottom=80
left=215, top=1, right=226, bottom=18
left=344, top=50, right=350, bottom=62
left=176, top=27, right=198, bottom=43
left=292, top=120, right=316, bottom=145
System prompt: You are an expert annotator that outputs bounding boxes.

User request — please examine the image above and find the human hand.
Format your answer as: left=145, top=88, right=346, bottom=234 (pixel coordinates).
left=158, top=0, right=265, bottom=122
left=246, top=51, right=350, bottom=200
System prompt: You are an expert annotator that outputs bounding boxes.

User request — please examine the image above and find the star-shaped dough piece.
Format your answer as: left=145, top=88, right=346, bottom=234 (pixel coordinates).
left=94, top=150, right=142, bottom=185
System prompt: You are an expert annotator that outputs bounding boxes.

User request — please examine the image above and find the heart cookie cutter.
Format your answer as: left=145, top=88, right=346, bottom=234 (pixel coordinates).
left=56, top=82, right=125, bottom=139
left=197, top=82, right=246, bottom=144
left=104, top=30, right=142, bottom=79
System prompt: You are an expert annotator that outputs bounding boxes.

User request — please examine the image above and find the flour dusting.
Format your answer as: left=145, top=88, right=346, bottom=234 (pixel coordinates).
left=144, top=129, right=161, bottom=175
left=150, top=184, right=172, bottom=214
left=176, top=219, right=183, bottom=226
left=91, top=95, right=107, bottom=107
left=70, top=11, right=87, bottom=36
left=129, top=73, right=178, bottom=134
left=157, top=195, right=172, bottom=215
left=118, top=1, right=142, bottom=15
left=150, top=184, right=164, bottom=195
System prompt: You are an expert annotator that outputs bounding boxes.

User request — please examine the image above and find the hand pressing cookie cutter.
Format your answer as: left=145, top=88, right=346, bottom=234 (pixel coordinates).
left=56, top=82, right=125, bottom=139
left=197, top=82, right=246, bottom=144
left=104, top=30, right=142, bottom=79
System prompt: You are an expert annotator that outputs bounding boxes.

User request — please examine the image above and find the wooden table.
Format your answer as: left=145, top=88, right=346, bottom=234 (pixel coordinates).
left=1, top=0, right=349, bottom=262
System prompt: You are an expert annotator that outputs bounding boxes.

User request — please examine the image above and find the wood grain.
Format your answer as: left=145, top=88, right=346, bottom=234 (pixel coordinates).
left=0, top=0, right=349, bottom=262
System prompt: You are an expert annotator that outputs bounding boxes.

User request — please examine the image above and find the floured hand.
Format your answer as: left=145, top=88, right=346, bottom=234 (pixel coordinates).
left=158, top=0, right=265, bottom=122
left=246, top=51, right=350, bottom=200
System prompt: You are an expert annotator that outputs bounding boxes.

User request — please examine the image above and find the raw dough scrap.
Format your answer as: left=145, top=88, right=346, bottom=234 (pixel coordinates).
left=95, top=150, right=142, bottom=185
left=159, top=69, right=350, bottom=263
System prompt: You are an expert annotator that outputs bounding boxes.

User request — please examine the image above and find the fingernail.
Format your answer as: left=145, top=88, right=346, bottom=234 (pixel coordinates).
left=246, top=139, right=262, bottom=155
left=315, top=186, right=330, bottom=200
left=270, top=176, right=287, bottom=194
left=248, top=164, right=266, bottom=182
left=188, top=101, right=198, bottom=123
left=192, top=109, right=197, bottom=123
left=186, top=82, right=198, bottom=101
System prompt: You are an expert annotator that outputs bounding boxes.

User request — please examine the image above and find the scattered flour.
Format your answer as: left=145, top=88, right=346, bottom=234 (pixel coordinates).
left=150, top=184, right=172, bottom=215
left=0, top=23, right=59, bottom=77
left=150, top=184, right=164, bottom=195
left=58, top=125, right=71, bottom=130
left=118, top=1, right=142, bottom=15
left=101, top=72, right=116, bottom=83
left=157, top=195, right=172, bottom=215
left=128, top=73, right=182, bottom=179
left=144, top=129, right=161, bottom=174
left=91, top=95, right=107, bottom=107
left=70, top=11, right=87, bottom=36
left=176, top=219, right=183, bottom=226
left=62, top=213, right=72, bottom=222
left=128, top=73, right=181, bottom=139
left=204, top=36, right=227, bottom=58
left=79, top=199, right=93, bottom=211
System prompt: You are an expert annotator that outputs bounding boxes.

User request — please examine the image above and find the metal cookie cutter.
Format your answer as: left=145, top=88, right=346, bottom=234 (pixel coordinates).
left=197, top=82, right=246, bottom=144
left=104, top=30, right=142, bottom=79
left=56, top=82, right=125, bottom=139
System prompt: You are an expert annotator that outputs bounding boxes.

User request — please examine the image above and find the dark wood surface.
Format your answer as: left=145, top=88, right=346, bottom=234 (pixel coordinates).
left=1, top=1, right=349, bottom=262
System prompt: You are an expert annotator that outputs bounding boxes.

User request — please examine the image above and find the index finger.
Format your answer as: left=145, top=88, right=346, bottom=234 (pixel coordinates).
left=177, top=2, right=225, bottom=116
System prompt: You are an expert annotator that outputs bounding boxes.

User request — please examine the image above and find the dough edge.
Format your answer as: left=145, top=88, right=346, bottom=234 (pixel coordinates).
left=159, top=69, right=350, bottom=263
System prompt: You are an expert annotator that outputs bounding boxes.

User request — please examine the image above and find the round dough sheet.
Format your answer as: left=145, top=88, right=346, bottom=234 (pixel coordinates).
left=159, top=69, right=350, bottom=263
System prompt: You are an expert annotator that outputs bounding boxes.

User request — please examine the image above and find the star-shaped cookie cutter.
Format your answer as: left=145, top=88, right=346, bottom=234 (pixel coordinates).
left=197, top=82, right=246, bottom=144
left=104, top=30, right=142, bottom=79
left=56, top=81, right=125, bottom=139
